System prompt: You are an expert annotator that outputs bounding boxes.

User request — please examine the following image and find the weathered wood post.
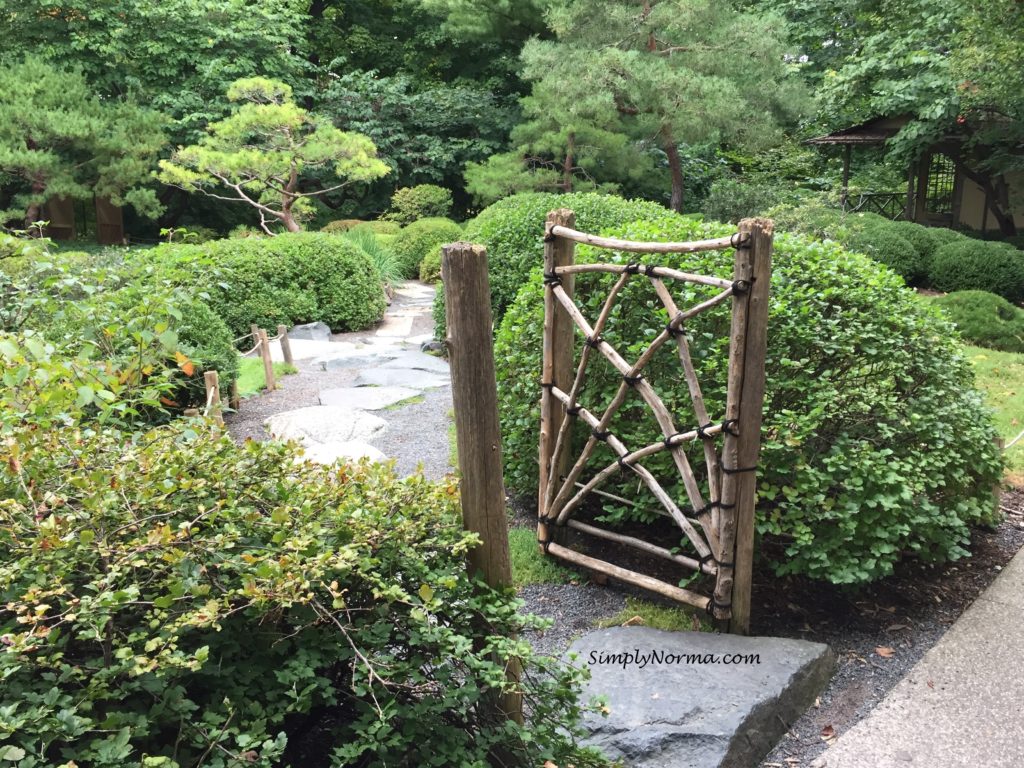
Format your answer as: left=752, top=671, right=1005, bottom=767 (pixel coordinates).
left=726, top=218, right=773, bottom=635
left=538, top=209, right=576, bottom=551
left=441, top=241, right=522, bottom=727
left=257, top=328, right=276, bottom=391
left=250, top=324, right=261, bottom=346
left=277, top=324, right=294, bottom=366
left=229, top=381, right=241, bottom=411
left=203, top=369, right=223, bottom=425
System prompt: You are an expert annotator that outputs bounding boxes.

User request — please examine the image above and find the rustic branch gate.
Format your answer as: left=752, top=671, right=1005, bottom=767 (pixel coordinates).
left=536, top=210, right=772, bottom=633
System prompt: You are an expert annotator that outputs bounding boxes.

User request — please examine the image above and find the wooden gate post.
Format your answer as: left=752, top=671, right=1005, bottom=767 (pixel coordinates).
left=257, top=329, right=276, bottom=391
left=203, top=369, right=223, bottom=425
left=728, top=218, right=773, bottom=634
left=441, top=241, right=522, bottom=726
left=277, top=324, right=294, bottom=366
left=538, top=209, right=576, bottom=550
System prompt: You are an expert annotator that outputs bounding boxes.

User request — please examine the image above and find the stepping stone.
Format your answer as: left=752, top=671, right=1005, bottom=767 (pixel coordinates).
left=407, top=333, right=435, bottom=347
left=289, top=321, right=332, bottom=341
left=319, top=386, right=421, bottom=410
left=272, top=339, right=352, bottom=363
left=355, top=368, right=449, bottom=390
left=265, top=406, right=387, bottom=445
left=379, top=350, right=450, bottom=375
left=375, top=315, right=414, bottom=337
left=297, top=441, right=387, bottom=465
left=569, top=626, right=834, bottom=768
left=315, top=348, right=400, bottom=370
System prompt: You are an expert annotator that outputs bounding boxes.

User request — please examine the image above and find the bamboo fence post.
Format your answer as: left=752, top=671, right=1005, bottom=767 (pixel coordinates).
left=726, top=218, right=773, bottom=635
left=229, top=381, right=240, bottom=411
left=441, top=241, right=522, bottom=727
left=277, top=324, right=294, bottom=366
left=538, top=209, right=576, bottom=551
left=257, top=328, right=275, bottom=391
left=203, top=369, right=223, bottom=425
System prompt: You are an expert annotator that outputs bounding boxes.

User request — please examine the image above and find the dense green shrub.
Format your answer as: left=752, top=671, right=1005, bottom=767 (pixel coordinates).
left=419, top=247, right=442, bottom=282
left=928, top=226, right=970, bottom=247
left=700, top=178, right=801, bottom=224
left=929, top=239, right=1024, bottom=303
left=320, top=218, right=365, bottom=233
left=341, top=227, right=402, bottom=286
left=879, top=220, right=945, bottom=274
left=391, top=217, right=462, bottom=279
left=385, top=184, right=453, bottom=225
left=351, top=220, right=402, bottom=236
left=0, top=354, right=609, bottom=767
left=148, top=233, right=387, bottom=336
left=934, top=290, right=1024, bottom=352
left=494, top=215, right=1002, bottom=584
left=846, top=225, right=925, bottom=284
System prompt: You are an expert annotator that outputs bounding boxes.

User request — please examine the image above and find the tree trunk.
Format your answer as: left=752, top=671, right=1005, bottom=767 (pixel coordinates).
left=959, top=165, right=1018, bottom=236
left=563, top=132, right=576, bottom=193
left=664, top=133, right=684, bottom=213
left=24, top=176, right=47, bottom=233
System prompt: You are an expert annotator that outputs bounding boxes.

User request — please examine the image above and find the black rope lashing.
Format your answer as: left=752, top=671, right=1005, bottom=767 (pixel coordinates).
left=707, top=597, right=732, bottom=615
left=566, top=403, right=582, bottom=417
left=696, top=422, right=715, bottom=440
left=537, top=537, right=552, bottom=553
left=644, top=264, right=658, bottom=277
left=698, top=552, right=716, bottom=571
left=624, top=263, right=642, bottom=275
left=623, top=373, right=644, bottom=387
left=543, top=230, right=557, bottom=243
left=617, top=455, right=632, bottom=472
left=663, top=432, right=686, bottom=449
left=717, top=559, right=735, bottom=569
left=721, top=462, right=758, bottom=475
left=721, top=419, right=740, bottom=437
left=666, top=321, right=683, bottom=337
left=731, top=278, right=752, bottom=295
left=730, top=232, right=750, bottom=249
left=540, top=381, right=554, bottom=390
left=591, top=428, right=611, bottom=442
left=584, top=335, right=603, bottom=349
left=543, top=272, right=562, bottom=286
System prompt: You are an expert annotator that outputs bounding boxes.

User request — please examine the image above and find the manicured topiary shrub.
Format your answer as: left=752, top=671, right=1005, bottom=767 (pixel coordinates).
left=929, top=239, right=1024, bottom=303
left=390, top=217, right=462, bottom=279
left=0, top=358, right=610, bottom=767
left=419, top=247, right=442, bottom=282
left=385, top=184, right=453, bottom=225
left=320, top=218, right=365, bottom=233
left=494, top=214, right=1002, bottom=584
left=351, top=220, right=402, bottom=236
left=934, top=290, right=1024, bottom=352
left=846, top=225, right=925, bottom=284
left=148, top=233, right=387, bottom=336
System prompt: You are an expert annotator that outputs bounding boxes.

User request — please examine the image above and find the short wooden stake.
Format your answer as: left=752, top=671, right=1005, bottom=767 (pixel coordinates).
left=726, top=218, right=773, bottom=635
left=203, top=369, right=223, bottom=425
left=538, top=209, right=576, bottom=551
left=250, top=323, right=261, bottom=347
left=258, top=328, right=275, bottom=391
left=441, top=241, right=522, bottom=727
left=277, top=324, right=294, bottom=366
left=229, top=380, right=240, bottom=411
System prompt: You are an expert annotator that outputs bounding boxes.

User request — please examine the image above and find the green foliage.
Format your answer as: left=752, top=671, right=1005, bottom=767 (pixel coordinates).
left=419, top=248, right=442, bottom=283
left=966, top=345, right=1024, bottom=480
left=341, top=227, right=403, bottom=286
left=881, top=220, right=948, bottom=274
left=494, top=212, right=1003, bottom=583
left=934, top=291, right=1024, bottom=353
left=390, top=217, right=463, bottom=279
left=700, top=178, right=803, bottom=224
left=0, top=56, right=166, bottom=226
left=158, top=77, right=389, bottom=233
left=149, top=233, right=387, bottom=336
left=236, top=358, right=298, bottom=397
left=0, top=414, right=609, bottom=767
left=508, top=528, right=574, bottom=588
left=320, top=219, right=366, bottom=233
left=845, top=226, right=925, bottom=285
left=929, top=240, right=1024, bottom=303
left=351, top=220, right=402, bottom=236
left=597, top=597, right=708, bottom=632
left=385, top=184, right=454, bottom=225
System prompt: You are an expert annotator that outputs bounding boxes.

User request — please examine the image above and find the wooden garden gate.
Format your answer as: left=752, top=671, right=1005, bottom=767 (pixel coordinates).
left=536, top=210, right=772, bottom=633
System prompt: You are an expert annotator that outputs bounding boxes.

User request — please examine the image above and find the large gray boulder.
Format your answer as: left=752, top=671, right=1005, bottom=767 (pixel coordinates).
left=318, top=386, right=420, bottom=410
left=568, top=626, right=834, bottom=768
left=264, top=406, right=387, bottom=445
left=288, top=321, right=332, bottom=341
left=355, top=368, right=449, bottom=390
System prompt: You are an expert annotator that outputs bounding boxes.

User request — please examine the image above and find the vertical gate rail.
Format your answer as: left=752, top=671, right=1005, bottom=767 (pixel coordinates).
left=536, top=210, right=773, bottom=633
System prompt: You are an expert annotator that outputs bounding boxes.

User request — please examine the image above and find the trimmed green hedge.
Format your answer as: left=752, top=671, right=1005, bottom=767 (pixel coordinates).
left=391, top=217, right=462, bottom=279
left=934, top=290, right=1024, bottom=352
left=929, top=240, right=1024, bottom=304
left=385, top=184, right=453, bottom=225
left=494, top=212, right=1002, bottom=584
left=845, top=225, right=924, bottom=284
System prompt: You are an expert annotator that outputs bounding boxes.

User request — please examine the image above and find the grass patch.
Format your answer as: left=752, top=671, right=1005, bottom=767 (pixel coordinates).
left=966, top=344, right=1024, bottom=482
left=597, top=596, right=710, bottom=632
left=447, top=409, right=458, bottom=467
left=508, top=527, right=574, bottom=589
left=237, top=357, right=298, bottom=397
left=381, top=395, right=425, bottom=411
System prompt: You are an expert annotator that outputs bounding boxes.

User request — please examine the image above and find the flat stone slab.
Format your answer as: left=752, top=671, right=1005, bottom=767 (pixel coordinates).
left=319, top=386, right=421, bottom=410
left=355, top=368, right=449, bottom=390
left=289, top=321, right=332, bottom=341
left=379, top=350, right=450, bottom=375
left=297, top=440, right=387, bottom=465
left=314, top=348, right=400, bottom=370
left=374, top=315, right=414, bottom=337
left=265, top=406, right=387, bottom=445
left=269, top=338, right=350, bottom=363
left=569, top=627, right=834, bottom=768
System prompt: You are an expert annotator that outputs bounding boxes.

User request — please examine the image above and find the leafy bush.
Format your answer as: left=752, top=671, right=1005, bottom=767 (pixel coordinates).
left=934, top=290, right=1024, bottom=352
left=351, top=220, right=402, bottom=236
left=148, top=233, right=387, bottom=336
left=700, top=178, right=801, bottom=224
left=879, top=220, right=946, bottom=274
left=391, top=217, right=462, bottom=279
left=494, top=214, right=1002, bottom=584
left=929, top=239, right=1024, bottom=303
left=419, top=247, right=442, bottom=283
left=341, top=227, right=402, bottom=286
left=0, top=378, right=609, bottom=766
left=320, top=218, right=366, bottom=233
left=385, top=184, right=453, bottom=225
left=845, top=225, right=925, bottom=284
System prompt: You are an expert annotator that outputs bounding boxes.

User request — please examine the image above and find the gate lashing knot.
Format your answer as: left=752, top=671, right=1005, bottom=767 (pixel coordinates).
left=617, top=455, right=632, bottom=472
left=584, top=335, right=603, bottom=349
left=645, top=264, right=658, bottom=276
left=731, top=279, right=752, bottom=295
left=591, top=428, right=611, bottom=442
left=696, top=422, right=716, bottom=440
left=543, top=272, right=562, bottom=286
left=540, top=381, right=554, bottom=391
left=566, top=403, right=582, bottom=417
left=623, top=373, right=644, bottom=387
left=730, top=232, right=751, bottom=249
left=663, top=432, right=685, bottom=449
left=698, top=552, right=716, bottom=571
left=666, top=318, right=685, bottom=337
left=721, top=462, right=758, bottom=475
left=721, top=419, right=740, bottom=437
left=707, top=597, right=733, bottom=616
left=537, top=536, right=552, bottom=553
left=624, top=263, right=642, bottom=275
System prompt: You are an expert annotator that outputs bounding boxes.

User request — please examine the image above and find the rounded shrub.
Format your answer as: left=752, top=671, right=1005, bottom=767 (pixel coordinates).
left=929, top=239, right=1024, bottom=303
left=845, top=225, right=925, bottom=284
left=879, top=220, right=946, bottom=275
left=351, top=220, right=402, bottom=236
left=320, top=218, right=365, bottom=233
left=419, top=247, right=442, bottom=282
left=700, top=178, right=796, bottom=224
left=390, top=217, right=462, bottom=279
left=494, top=214, right=1002, bottom=584
left=934, top=290, right=1024, bottom=352
left=386, top=184, right=453, bottom=225
left=0, top=417, right=610, bottom=767
left=175, top=297, right=240, bottom=400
